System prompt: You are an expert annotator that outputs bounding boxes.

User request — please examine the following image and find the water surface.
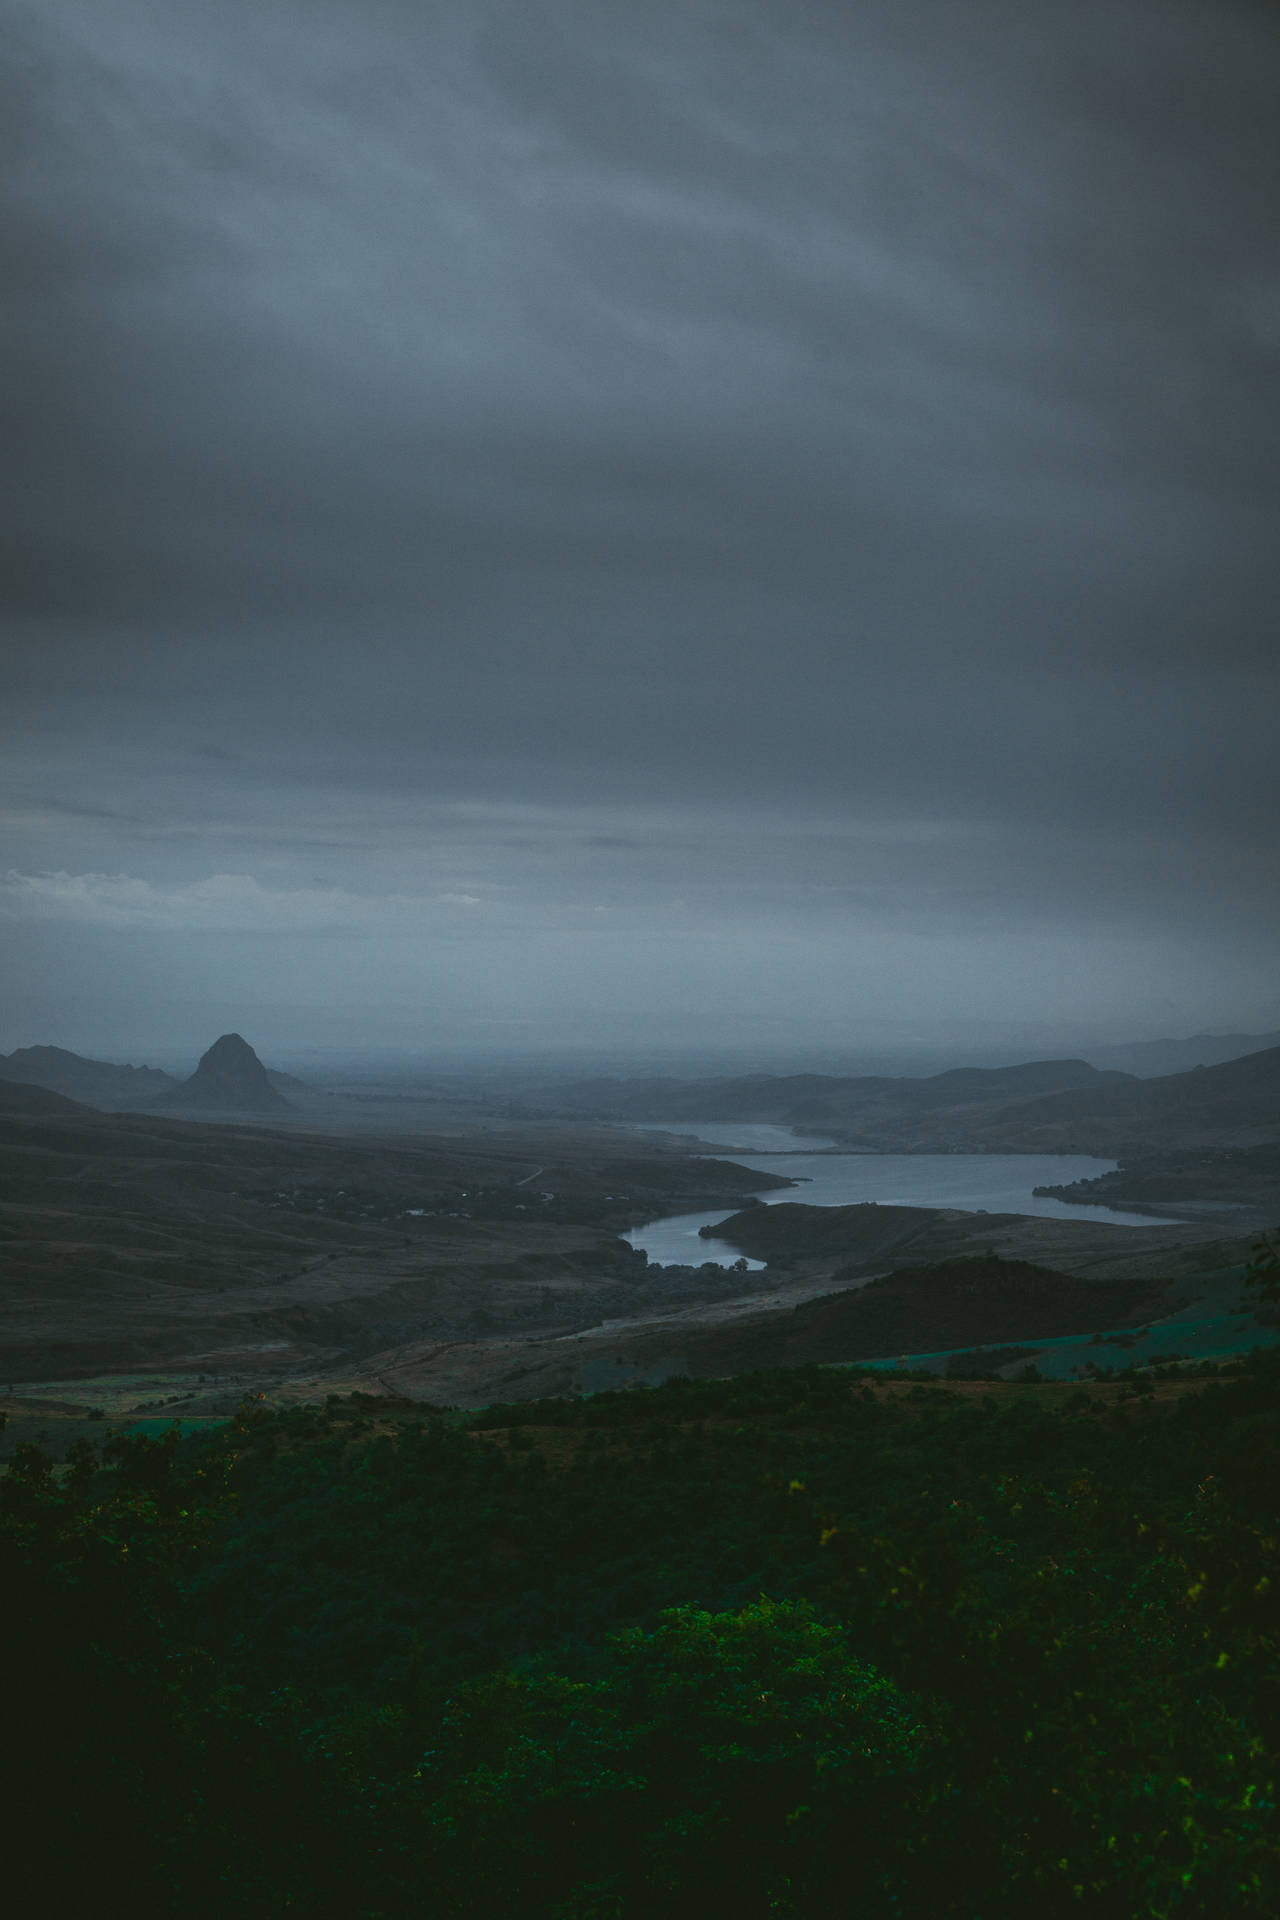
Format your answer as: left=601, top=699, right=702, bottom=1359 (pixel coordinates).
left=623, top=1125, right=1179, bottom=1267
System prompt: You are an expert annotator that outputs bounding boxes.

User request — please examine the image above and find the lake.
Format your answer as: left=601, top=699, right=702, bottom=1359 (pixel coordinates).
left=621, top=1123, right=1179, bottom=1268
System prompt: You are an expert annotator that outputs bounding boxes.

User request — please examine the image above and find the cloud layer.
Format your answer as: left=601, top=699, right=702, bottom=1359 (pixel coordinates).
left=3, top=0, right=1278, bottom=1057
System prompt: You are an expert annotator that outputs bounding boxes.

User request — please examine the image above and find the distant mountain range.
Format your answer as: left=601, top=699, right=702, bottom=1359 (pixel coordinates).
left=0, top=1035, right=302, bottom=1115
left=2, top=1029, right=1278, bottom=1152
left=0, top=1044, right=179, bottom=1109
left=552, top=1045, right=1280, bottom=1155
left=951, top=1045, right=1280, bottom=1155
left=1084, top=1030, right=1280, bottom=1078
left=552, top=1057, right=1129, bottom=1127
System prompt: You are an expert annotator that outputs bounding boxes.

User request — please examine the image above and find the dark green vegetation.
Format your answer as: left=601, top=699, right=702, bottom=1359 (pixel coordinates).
left=663, top=1252, right=1177, bottom=1375
left=6, top=1349, right=1279, bottom=1915
left=702, top=1198, right=1247, bottom=1290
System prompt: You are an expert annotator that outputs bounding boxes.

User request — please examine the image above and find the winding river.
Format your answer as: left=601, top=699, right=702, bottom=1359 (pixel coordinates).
left=622, top=1123, right=1180, bottom=1269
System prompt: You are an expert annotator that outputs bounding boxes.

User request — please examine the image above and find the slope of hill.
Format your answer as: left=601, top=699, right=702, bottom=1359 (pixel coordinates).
left=0, top=1079, right=90, bottom=1117
left=549, top=1058, right=1131, bottom=1132
left=0, top=1044, right=177, bottom=1108
left=1035, top=1144, right=1280, bottom=1220
left=657, top=1255, right=1176, bottom=1376
left=1086, top=1029, right=1280, bottom=1077
left=266, top=1067, right=317, bottom=1100
left=955, top=1044, right=1280, bottom=1154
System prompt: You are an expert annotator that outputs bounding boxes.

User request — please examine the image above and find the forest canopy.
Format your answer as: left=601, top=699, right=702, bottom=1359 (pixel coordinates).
left=4, top=1355, right=1279, bottom=1915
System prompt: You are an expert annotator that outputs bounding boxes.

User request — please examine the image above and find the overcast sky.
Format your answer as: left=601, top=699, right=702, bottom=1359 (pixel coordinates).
left=3, top=0, right=1278, bottom=1066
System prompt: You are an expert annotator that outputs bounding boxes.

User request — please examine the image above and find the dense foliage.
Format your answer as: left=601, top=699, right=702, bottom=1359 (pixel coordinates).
left=4, top=1356, right=1279, bottom=1914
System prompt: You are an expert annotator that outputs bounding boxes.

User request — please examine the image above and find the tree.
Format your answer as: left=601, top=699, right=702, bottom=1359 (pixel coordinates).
left=416, top=1600, right=930, bottom=1918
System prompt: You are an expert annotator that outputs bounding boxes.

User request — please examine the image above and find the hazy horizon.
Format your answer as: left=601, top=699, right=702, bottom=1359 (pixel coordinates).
left=5, top=1, right=1278, bottom=1060
left=4, top=1022, right=1279, bottom=1091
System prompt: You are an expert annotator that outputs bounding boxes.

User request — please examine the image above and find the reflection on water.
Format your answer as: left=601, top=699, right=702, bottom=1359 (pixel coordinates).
left=626, top=1208, right=770, bottom=1271
left=624, top=1129, right=1180, bottom=1268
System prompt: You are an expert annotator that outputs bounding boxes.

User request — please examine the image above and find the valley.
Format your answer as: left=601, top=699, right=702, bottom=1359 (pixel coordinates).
left=0, top=1092, right=784, bottom=1395
left=1, top=1034, right=1276, bottom=1422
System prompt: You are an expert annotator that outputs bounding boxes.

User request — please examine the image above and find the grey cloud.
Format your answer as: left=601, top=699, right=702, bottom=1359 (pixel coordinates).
left=2, top=0, right=1278, bottom=1052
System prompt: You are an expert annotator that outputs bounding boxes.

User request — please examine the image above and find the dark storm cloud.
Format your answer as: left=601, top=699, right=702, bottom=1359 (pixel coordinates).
left=2, top=0, right=1279, bottom=1051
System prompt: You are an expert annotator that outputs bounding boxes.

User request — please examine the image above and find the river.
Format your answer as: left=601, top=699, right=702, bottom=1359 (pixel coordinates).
left=621, top=1123, right=1179, bottom=1268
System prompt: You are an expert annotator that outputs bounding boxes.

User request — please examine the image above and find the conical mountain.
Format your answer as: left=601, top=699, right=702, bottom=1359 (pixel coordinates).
left=168, top=1033, right=294, bottom=1111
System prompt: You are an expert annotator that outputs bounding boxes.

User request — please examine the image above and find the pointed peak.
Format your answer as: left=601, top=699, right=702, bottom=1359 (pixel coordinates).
left=174, top=1033, right=293, bottom=1111
left=197, top=1032, right=260, bottom=1067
